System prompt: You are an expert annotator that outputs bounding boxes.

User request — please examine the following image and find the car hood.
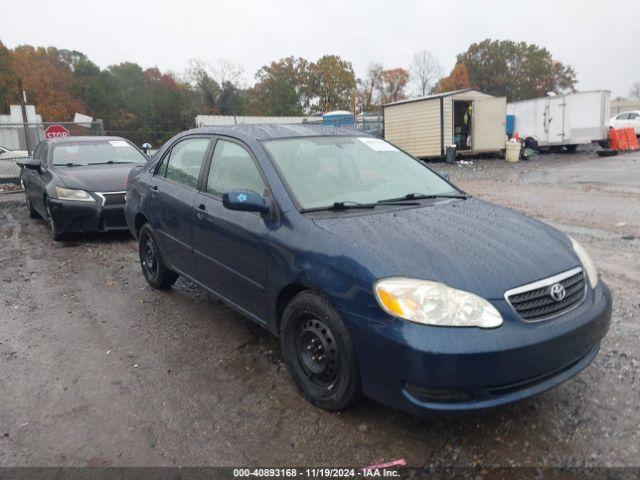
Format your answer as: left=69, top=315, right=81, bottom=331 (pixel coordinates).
left=312, top=198, right=580, bottom=299
left=55, top=164, right=136, bottom=192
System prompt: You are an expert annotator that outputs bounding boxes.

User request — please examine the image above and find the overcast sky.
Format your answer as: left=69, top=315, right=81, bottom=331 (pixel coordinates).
left=2, top=0, right=639, bottom=97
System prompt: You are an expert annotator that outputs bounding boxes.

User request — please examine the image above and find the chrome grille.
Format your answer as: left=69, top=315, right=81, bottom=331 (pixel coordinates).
left=96, top=191, right=126, bottom=206
left=505, top=267, right=586, bottom=322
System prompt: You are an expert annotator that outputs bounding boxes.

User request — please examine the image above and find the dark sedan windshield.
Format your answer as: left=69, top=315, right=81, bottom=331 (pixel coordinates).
left=262, top=136, right=459, bottom=210
left=53, top=140, right=147, bottom=166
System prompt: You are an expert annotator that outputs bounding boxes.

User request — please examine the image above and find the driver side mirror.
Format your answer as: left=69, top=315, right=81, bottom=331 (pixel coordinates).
left=17, top=156, right=41, bottom=171
left=222, top=190, right=269, bottom=214
left=436, top=170, right=449, bottom=181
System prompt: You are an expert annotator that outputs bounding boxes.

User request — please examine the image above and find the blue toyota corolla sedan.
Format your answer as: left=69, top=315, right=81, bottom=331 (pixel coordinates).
left=124, top=125, right=611, bottom=415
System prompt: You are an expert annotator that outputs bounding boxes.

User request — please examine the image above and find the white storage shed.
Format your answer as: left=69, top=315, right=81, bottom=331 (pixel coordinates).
left=383, top=89, right=507, bottom=158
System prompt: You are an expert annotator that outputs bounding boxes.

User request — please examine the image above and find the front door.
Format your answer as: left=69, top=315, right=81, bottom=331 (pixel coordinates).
left=26, top=142, right=49, bottom=216
left=192, top=138, right=271, bottom=321
left=150, top=136, right=212, bottom=277
left=472, top=97, right=507, bottom=151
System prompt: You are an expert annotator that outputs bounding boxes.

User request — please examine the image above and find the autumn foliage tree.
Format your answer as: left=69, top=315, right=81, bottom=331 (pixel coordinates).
left=432, top=63, right=472, bottom=94
left=0, top=41, right=17, bottom=112
left=308, top=55, right=356, bottom=112
left=456, top=39, right=576, bottom=101
left=245, top=57, right=311, bottom=115
left=10, top=45, right=85, bottom=120
left=377, top=68, right=410, bottom=104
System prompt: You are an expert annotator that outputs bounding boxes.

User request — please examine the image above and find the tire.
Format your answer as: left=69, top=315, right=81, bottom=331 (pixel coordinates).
left=138, top=223, right=178, bottom=289
left=280, top=291, right=360, bottom=411
left=25, top=192, right=40, bottom=219
left=45, top=199, right=65, bottom=241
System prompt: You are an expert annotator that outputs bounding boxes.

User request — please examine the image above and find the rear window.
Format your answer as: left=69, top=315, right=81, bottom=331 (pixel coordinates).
left=52, top=140, right=147, bottom=166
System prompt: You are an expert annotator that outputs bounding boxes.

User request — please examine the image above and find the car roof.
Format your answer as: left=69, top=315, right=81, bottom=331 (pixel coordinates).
left=185, top=124, right=369, bottom=142
left=46, top=136, right=130, bottom=144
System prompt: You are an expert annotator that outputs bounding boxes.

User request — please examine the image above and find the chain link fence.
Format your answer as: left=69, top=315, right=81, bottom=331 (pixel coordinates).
left=0, top=121, right=104, bottom=186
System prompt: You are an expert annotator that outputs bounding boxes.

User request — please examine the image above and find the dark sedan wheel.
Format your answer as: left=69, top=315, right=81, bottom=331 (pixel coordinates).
left=281, top=292, right=360, bottom=410
left=45, top=200, right=64, bottom=241
left=138, top=223, right=178, bottom=289
left=25, top=192, right=40, bottom=219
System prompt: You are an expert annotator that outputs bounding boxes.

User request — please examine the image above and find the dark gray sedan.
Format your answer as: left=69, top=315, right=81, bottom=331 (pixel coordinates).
left=19, top=136, right=147, bottom=240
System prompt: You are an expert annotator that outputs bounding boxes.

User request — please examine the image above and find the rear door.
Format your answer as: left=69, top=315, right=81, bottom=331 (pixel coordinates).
left=149, top=136, right=212, bottom=277
left=192, top=137, right=271, bottom=321
left=546, top=96, right=566, bottom=144
left=472, top=97, right=507, bottom=151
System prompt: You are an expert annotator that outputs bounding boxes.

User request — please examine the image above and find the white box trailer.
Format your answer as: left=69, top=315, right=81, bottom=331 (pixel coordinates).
left=507, top=90, right=611, bottom=149
left=383, top=89, right=507, bottom=158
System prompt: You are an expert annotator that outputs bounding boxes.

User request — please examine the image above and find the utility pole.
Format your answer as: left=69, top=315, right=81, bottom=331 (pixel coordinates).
left=17, top=78, right=32, bottom=156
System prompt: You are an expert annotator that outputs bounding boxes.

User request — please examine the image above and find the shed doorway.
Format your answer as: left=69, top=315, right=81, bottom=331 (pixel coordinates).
left=453, top=100, right=472, bottom=151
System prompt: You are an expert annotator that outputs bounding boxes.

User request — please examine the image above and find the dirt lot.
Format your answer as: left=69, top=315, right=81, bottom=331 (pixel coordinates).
left=0, top=148, right=638, bottom=468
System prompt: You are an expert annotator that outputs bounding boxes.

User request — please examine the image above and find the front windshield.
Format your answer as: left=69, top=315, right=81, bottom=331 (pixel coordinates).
left=262, top=136, right=459, bottom=210
left=52, top=140, right=147, bottom=166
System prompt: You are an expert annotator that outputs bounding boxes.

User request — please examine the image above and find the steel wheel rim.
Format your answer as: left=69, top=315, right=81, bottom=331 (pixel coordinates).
left=141, top=234, right=159, bottom=278
left=295, top=315, right=340, bottom=390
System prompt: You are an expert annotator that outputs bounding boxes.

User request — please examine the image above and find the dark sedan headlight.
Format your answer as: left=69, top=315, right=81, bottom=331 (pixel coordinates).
left=569, top=236, right=598, bottom=288
left=55, top=186, right=95, bottom=202
left=374, top=278, right=503, bottom=328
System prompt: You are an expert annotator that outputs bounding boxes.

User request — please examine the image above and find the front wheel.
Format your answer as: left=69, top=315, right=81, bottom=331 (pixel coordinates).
left=138, top=223, right=178, bottom=289
left=280, top=292, right=360, bottom=411
left=45, top=199, right=64, bottom=241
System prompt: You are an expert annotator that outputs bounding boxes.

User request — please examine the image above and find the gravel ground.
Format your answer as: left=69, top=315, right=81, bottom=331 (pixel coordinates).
left=0, top=148, right=638, bottom=468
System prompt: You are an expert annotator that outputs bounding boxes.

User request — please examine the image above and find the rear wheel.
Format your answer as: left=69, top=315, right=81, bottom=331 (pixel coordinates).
left=138, top=223, right=178, bottom=289
left=280, top=292, right=360, bottom=411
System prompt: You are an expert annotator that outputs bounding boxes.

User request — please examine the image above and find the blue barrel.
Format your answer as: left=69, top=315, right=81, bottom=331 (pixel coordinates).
left=506, top=115, right=515, bottom=138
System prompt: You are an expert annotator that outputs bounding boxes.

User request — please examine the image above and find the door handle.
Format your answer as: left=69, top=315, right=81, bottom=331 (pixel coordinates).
left=196, top=203, right=206, bottom=219
left=196, top=203, right=206, bottom=220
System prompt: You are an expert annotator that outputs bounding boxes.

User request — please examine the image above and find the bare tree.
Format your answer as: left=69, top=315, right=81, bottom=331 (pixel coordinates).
left=356, top=62, right=383, bottom=113
left=631, top=82, right=640, bottom=101
left=211, top=58, right=244, bottom=88
left=409, top=50, right=442, bottom=97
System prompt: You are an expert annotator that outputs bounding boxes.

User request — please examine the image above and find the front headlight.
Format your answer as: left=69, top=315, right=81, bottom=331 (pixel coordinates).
left=374, top=278, right=502, bottom=328
left=55, top=186, right=94, bottom=202
left=569, top=236, right=598, bottom=288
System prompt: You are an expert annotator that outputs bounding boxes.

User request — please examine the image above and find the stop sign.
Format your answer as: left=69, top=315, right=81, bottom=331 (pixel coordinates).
left=44, top=124, right=70, bottom=139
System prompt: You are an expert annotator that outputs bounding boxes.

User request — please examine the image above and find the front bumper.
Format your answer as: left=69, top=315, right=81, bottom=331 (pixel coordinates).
left=48, top=198, right=128, bottom=234
left=342, top=281, right=612, bottom=415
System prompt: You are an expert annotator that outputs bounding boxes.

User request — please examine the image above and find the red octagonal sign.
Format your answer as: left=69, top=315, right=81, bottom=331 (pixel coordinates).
left=44, top=124, right=70, bottom=139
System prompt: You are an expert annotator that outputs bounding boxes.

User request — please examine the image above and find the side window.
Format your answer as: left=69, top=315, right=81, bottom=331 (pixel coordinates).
left=617, top=113, right=629, bottom=120
left=160, top=138, right=210, bottom=188
left=628, top=113, right=639, bottom=119
left=206, top=140, right=266, bottom=197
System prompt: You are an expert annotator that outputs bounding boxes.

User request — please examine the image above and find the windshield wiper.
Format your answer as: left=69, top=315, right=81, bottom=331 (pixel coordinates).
left=378, top=192, right=470, bottom=203
left=54, top=162, right=85, bottom=167
left=301, top=201, right=376, bottom=213
left=301, top=200, right=419, bottom=213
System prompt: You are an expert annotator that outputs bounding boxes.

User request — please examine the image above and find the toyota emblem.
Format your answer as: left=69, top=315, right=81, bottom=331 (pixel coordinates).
left=549, top=283, right=566, bottom=302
